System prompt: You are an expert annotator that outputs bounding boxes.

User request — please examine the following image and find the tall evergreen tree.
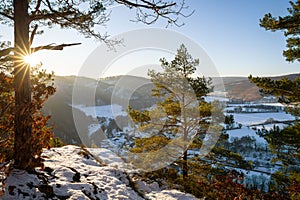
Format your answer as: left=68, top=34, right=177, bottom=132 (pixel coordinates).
left=250, top=1, right=300, bottom=198
left=129, top=44, right=251, bottom=184
left=0, top=0, right=190, bottom=170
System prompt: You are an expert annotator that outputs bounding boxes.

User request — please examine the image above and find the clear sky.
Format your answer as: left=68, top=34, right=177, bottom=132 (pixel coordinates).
left=1, top=0, right=299, bottom=78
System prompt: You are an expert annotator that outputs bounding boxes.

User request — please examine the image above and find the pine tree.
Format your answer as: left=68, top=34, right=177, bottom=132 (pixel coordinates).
left=250, top=75, right=300, bottom=197
left=129, top=44, right=251, bottom=189
left=260, top=0, right=300, bottom=62
left=0, top=0, right=190, bottom=170
left=249, top=1, right=300, bottom=197
left=129, top=44, right=211, bottom=179
left=0, top=61, right=55, bottom=169
left=225, top=114, right=235, bottom=129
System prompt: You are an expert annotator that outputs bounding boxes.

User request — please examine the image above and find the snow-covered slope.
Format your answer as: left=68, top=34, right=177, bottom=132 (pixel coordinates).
left=1, top=145, right=198, bottom=200
left=73, top=104, right=127, bottom=119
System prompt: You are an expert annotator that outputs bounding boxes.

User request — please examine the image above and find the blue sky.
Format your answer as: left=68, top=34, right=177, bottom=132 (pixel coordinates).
left=1, top=0, right=299, bottom=77
left=186, top=0, right=299, bottom=77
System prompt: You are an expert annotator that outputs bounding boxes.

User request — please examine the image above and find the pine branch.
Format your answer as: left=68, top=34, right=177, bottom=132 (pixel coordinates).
left=0, top=47, right=14, bottom=58
left=0, top=11, right=13, bottom=20
left=30, top=11, right=76, bottom=21
left=0, top=55, right=13, bottom=63
left=116, top=0, right=193, bottom=27
left=0, top=43, right=81, bottom=63
left=31, top=42, right=81, bottom=53
left=32, top=0, right=42, bottom=16
left=29, top=24, right=39, bottom=46
left=115, top=0, right=176, bottom=9
left=30, top=0, right=76, bottom=21
left=0, top=102, right=13, bottom=117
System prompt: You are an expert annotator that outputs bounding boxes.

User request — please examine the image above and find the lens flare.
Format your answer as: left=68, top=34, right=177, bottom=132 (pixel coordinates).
left=23, top=54, right=40, bottom=67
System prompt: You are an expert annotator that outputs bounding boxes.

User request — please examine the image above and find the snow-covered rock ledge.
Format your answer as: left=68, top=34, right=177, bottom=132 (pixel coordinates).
left=1, top=145, right=198, bottom=200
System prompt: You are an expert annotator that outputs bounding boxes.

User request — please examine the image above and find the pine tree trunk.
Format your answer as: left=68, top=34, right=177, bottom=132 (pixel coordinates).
left=182, top=130, right=188, bottom=179
left=182, top=92, right=188, bottom=180
left=182, top=150, right=188, bottom=179
left=13, top=0, right=33, bottom=170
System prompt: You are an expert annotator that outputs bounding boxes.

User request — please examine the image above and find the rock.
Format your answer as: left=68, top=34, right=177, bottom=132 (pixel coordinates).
left=38, top=184, right=54, bottom=198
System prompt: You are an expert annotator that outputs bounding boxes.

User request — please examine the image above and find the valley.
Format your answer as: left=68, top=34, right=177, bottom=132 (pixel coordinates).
left=42, top=74, right=300, bottom=192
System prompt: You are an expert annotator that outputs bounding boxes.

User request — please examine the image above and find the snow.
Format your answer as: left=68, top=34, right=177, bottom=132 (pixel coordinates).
left=1, top=145, right=198, bottom=200
left=227, top=126, right=266, bottom=144
left=255, top=123, right=287, bottom=130
left=224, top=111, right=295, bottom=144
left=231, top=112, right=295, bottom=126
left=88, top=148, right=128, bottom=170
left=261, top=103, right=285, bottom=107
left=239, top=169, right=271, bottom=191
left=204, top=96, right=229, bottom=102
left=226, top=103, right=253, bottom=107
left=39, top=101, right=298, bottom=196
left=146, top=190, right=198, bottom=200
left=88, top=124, right=102, bottom=137
left=73, top=104, right=127, bottom=119
left=227, top=103, right=284, bottom=107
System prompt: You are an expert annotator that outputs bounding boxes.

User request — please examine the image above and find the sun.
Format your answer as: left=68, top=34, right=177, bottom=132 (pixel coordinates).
left=23, top=54, right=41, bottom=67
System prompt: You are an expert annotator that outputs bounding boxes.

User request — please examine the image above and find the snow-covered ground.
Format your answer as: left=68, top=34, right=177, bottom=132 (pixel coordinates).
left=224, top=110, right=295, bottom=144
left=88, top=124, right=102, bottom=137
left=73, top=104, right=127, bottom=118
left=69, top=101, right=297, bottom=193
left=223, top=108, right=297, bottom=191
left=261, top=102, right=285, bottom=107
left=231, top=112, right=295, bottom=126
left=204, top=96, right=229, bottom=103
left=255, top=123, right=287, bottom=130
left=1, top=145, right=198, bottom=200
left=227, top=126, right=266, bottom=144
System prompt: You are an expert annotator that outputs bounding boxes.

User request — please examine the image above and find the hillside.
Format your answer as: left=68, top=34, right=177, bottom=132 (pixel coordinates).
left=213, top=73, right=300, bottom=101
left=43, top=75, right=157, bottom=144
left=213, top=76, right=262, bottom=101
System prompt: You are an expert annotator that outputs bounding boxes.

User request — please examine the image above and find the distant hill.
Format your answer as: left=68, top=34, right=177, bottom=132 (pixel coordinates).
left=213, top=73, right=300, bottom=101
left=212, top=76, right=262, bottom=101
